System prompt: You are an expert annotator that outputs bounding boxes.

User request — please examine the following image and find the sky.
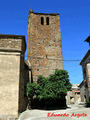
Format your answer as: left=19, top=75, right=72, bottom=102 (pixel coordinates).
left=0, top=0, right=90, bottom=84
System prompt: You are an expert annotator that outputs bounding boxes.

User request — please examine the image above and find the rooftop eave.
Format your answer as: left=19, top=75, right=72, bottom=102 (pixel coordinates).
left=85, top=36, right=90, bottom=43
left=80, top=49, right=90, bottom=65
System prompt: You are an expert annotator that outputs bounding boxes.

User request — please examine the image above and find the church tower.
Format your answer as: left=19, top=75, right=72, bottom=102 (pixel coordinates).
left=27, top=10, right=63, bottom=82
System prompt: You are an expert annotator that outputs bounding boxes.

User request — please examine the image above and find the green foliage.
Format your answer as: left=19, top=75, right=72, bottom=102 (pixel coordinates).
left=26, top=69, right=72, bottom=100
left=27, top=82, right=36, bottom=97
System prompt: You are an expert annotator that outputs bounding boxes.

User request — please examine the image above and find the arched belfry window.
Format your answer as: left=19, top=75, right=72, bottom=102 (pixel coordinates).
left=46, top=17, right=49, bottom=25
left=41, top=17, right=44, bottom=25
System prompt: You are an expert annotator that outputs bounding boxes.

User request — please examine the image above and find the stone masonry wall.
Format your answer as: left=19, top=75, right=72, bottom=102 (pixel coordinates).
left=86, top=63, right=90, bottom=99
left=0, top=35, right=26, bottom=119
left=27, top=10, right=63, bottom=82
left=81, top=54, right=90, bottom=101
left=80, top=83, right=86, bottom=102
left=0, top=35, right=26, bottom=53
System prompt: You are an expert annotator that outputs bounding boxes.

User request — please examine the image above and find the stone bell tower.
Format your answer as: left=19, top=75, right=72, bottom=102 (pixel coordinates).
left=27, top=10, right=63, bottom=82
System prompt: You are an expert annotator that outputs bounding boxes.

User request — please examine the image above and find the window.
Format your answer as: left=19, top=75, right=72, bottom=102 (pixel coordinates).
left=46, top=17, right=49, bottom=25
left=41, top=17, right=44, bottom=25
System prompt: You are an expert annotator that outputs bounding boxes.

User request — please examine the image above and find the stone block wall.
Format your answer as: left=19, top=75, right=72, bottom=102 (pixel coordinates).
left=80, top=50, right=90, bottom=101
left=27, top=10, right=63, bottom=82
left=79, top=83, right=86, bottom=102
left=0, top=35, right=26, bottom=53
left=0, top=35, right=26, bottom=119
left=86, top=63, right=90, bottom=99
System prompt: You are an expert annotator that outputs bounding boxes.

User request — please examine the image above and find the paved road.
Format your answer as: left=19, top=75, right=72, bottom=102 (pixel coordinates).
left=18, top=103, right=90, bottom=120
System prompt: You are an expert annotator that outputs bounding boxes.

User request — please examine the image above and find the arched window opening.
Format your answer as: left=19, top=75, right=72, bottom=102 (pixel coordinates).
left=41, top=17, right=44, bottom=25
left=46, top=17, right=49, bottom=25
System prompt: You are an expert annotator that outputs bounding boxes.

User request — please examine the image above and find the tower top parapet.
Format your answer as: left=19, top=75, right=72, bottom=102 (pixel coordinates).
left=29, top=9, right=59, bottom=16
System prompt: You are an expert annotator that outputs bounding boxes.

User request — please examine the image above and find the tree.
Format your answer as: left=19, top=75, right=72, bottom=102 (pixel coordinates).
left=27, top=69, right=72, bottom=109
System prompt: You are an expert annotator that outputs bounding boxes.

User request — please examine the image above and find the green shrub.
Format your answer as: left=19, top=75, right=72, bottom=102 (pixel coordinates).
left=26, top=69, right=72, bottom=109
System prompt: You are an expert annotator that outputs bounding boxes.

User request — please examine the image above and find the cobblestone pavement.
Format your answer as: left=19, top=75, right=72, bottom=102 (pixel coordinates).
left=18, top=103, right=90, bottom=120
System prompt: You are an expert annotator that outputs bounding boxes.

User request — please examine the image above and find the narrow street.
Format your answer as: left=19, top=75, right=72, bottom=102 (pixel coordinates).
left=18, top=103, right=90, bottom=120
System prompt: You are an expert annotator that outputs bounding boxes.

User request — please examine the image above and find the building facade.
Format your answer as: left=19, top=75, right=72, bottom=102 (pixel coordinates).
left=80, top=36, right=90, bottom=101
left=27, top=10, right=63, bottom=82
left=0, top=35, right=27, bottom=119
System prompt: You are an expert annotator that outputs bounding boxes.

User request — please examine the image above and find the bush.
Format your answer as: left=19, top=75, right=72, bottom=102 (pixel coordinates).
left=26, top=69, right=72, bottom=109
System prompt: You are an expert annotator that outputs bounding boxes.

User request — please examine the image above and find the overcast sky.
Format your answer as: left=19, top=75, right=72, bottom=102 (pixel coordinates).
left=0, top=0, right=90, bottom=84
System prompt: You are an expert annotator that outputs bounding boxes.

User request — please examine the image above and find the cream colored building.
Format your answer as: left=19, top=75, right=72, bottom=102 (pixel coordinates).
left=0, top=35, right=27, bottom=119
